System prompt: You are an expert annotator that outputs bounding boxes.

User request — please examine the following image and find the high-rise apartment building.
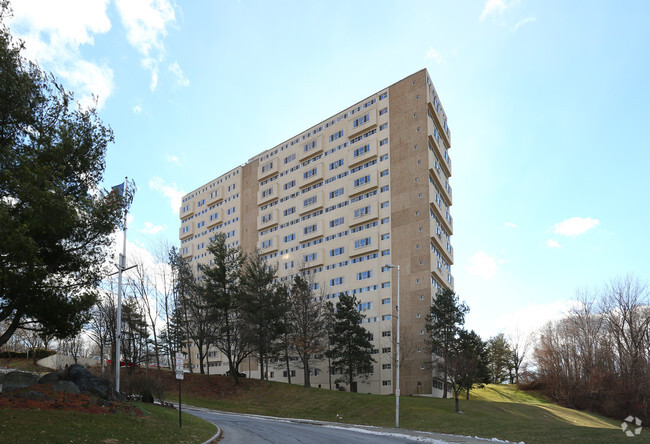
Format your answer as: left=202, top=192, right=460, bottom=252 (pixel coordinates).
left=178, top=69, right=453, bottom=396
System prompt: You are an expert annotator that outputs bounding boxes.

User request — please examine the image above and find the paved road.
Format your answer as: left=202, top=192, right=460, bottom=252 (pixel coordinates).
left=184, top=407, right=501, bottom=444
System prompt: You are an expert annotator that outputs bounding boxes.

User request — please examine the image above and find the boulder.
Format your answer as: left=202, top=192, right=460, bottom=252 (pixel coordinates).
left=52, top=380, right=80, bottom=394
left=15, top=390, right=51, bottom=401
left=2, top=371, right=38, bottom=392
left=38, top=371, right=62, bottom=385
left=66, top=364, right=112, bottom=399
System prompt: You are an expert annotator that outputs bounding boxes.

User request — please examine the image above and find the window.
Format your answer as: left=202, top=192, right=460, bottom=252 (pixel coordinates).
left=283, top=233, right=295, bottom=242
left=382, top=347, right=391, bottom=353
left=330, top=247, right=345, bottom=257
left=284, top=206, right=296, bottom=216
left=329, top=217, right=344, bottom=228
left=329, top=130, right=343, bottom=142
left=379, top=107, right=388, bottom=115
left=382, top=363, right=391, bottom=369
left=379, top=92, right=387, bottom=100
left=381, top=233, right=390, bottom=240
left=380, top=201, right=389, bottom=208
left=380, top=138, right=388, bottom=146
left=379, top=123, right=388, bottom=130
left=304, top=140, right=317, bottom=152
left=303, top=167, right=318, bottom=179
left=381, top=249, right=390, bottom=256
left=354, top=237, right=371, bottom=249
left=261, top=239, right=273, bottom=249
left=197, top=199, right=205, bottom=207
left=382, top=314, right=391, bottom=320
left=283, top=370, right=296, bottom=377
left=357, top=301, right=373, bottom=311
left=381, top=282, right=390, bottom=288
left=381, top=298, right=390, bottom=305
left=261, top=161, right=274, bottom=173
left=329, top=188, right=344, bottom=199
left=261, top=187, right=273, bottom=197
left=304, top=252, right=317, bottom=262
left=330, top=277, right=344, bottom=286
left=284, top=261, right=294, bottom=270
left=354, top=206, right=371, bottom=218
left=329, top=159, right=344, bottom=170
left=380, top=154, right=388, bottom=161
left=197, top=221, right=205, bottom=228
left=353, top=114, right=369, bottom=128
left=381, top=217, right=390, bottom=224
left=380, top=185, right=389, bottom=192
left=353, top=144, right=370, bottom=158
left=261, top=213, right=273, bottom=223
left=284, top=180, right=295, bottom=190
left=357, top=270, right=373, bottom=280
left=284, top=153, right=296, bottom=164
left=382, top=380, right=391, bottom=386
left=303, top=224, right=317, bottom=234
left=353, top=175, right=371, bottom=187
left=303, top=195, right=317, bottom=207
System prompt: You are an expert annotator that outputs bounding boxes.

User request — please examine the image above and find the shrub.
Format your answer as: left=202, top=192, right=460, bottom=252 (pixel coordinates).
left=122, top=374, right=166, bottom=403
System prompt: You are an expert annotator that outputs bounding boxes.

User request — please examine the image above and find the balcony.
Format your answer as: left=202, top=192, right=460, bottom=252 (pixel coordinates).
left=207, top=186, right=224, bottom=205
left=299, top=190, right=324, bottom=215
left=346, top=108, right=377, bottom=139
left=346, top=138, right=378, bottom=168
left=258, top=208, right=279, bottom=230
left=299, top=221, right=323, bottom=243
left=206, top=210, right=222, bottom=229
left=349, top=201, right=378, bottom=227
left=348, top=233, right=379, bottom=257
left=257, top=183, right=279, bottom=205
left=258, top=158, right=279, bottom=181
left=298, top=135, right=323, bottom=162
left=298, top=162, right=323, bottom=189
left=259, top=235, right=279, bottom=254
left=348, top=170, right=378, bottom=197
left=179, top=223, right=194, bottom=240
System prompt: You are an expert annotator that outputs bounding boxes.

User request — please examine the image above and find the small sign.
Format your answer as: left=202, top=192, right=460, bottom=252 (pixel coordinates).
left=395, top=389, right=400, bottom=397
left=175, top=352, right=184, bottom=380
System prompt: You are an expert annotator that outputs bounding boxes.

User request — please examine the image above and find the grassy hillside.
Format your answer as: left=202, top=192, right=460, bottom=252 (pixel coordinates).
left=172, top=375, right=631, bottom=444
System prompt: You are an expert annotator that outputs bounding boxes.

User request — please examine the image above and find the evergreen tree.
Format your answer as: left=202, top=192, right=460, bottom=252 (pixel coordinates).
left=202, top=233, right=250, bottom=382
left=0, top=2, right=129, bottom=348
left=240, top=252, right=287, bottom=380
left=330, top=293, right=375, bottom=392
left=425, top=289, right=469, bottom=398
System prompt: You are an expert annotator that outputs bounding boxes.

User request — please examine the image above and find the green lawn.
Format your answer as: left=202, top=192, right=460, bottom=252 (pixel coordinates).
left=0, top=402, right=217, bottom=443
left=179, top=383, right=632, bottom=443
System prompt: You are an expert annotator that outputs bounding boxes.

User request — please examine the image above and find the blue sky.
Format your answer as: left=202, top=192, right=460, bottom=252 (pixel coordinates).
left=8, top=0, right=650, bottom=340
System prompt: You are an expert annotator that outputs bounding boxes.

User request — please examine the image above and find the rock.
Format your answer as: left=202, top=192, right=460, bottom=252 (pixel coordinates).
left=2, top=371, right=38, bottom=392
left=66, top=364, right=112, bottom=399
left=38, top=371, right=62, bottom=385
left=52, top=380, right=80, bottom=394
left=15, top=390, right=51, bottom=401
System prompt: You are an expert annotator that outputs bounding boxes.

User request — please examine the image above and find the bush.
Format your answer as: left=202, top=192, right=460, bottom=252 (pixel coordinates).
left=0, top=349, right=56, bottom=359
left=122, top=374, right=166, bottom=403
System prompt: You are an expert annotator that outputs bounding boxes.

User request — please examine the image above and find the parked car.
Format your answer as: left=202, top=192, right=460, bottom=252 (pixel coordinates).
left=106, top=360, right=135, bottom=367
left=225, top=370, right=247, bottom=378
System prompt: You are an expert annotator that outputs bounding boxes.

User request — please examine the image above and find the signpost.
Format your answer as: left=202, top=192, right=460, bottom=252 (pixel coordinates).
left=176, top=352, right=184, bottom=428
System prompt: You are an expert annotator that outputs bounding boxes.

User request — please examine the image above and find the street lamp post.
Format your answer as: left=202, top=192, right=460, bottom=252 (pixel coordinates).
left=386, top=263, right=400, bottom=428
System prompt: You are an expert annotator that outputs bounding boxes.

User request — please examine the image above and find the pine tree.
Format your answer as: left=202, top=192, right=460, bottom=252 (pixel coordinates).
left=330, top=293, right=375, bottom=392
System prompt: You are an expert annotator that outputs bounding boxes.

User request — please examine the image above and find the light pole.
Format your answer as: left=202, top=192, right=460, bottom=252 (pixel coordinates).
left=386, top=263, right=400, bottom=428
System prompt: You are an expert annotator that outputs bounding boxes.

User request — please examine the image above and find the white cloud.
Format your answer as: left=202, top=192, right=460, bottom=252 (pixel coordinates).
left=546, top=239, right=562, bottom=248
left=165, top=154, right=181, bottom=166
left=115, top=0, right=176, bottom=92
left=504, top=222, right=517, bottom=228
left=143, top=221, right=166, bottom=235
left=513, top=17, right=536, bottom=31
left=133, top=105, right=142, bottom=114
left=480, top=0, right=507, bottom=21
left=9, top=0, right=114, bottom=109
left=169, top=61, right=189, bottom=87
left=552, top=217, right=600, bottom=237
left=494, top=300, right=571, bottom=340
left=149, top=176, right=184, bottom=214
left=425, top=47, right=443, bottom=64
left=466, top=251, right=499, bottom=280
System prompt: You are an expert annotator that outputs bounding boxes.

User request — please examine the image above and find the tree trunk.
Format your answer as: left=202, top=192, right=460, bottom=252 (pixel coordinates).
left=466, top=389, right=470, bottom=400
left=285, top=347, right=291, bottom=384
left=455, top=395, right=459, bottom=413
left=303, top=358, right=311, bottom=388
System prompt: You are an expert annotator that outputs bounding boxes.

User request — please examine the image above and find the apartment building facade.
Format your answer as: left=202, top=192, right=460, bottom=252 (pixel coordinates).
left=178, top=69, right=454, bottom=396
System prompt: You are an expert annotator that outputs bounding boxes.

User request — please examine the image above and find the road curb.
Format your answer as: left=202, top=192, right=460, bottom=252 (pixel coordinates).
left=201, top=422, right=221, bottom=444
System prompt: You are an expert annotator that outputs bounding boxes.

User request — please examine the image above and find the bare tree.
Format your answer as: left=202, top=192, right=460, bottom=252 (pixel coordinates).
left=508, top=326, right=533, bottom=384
